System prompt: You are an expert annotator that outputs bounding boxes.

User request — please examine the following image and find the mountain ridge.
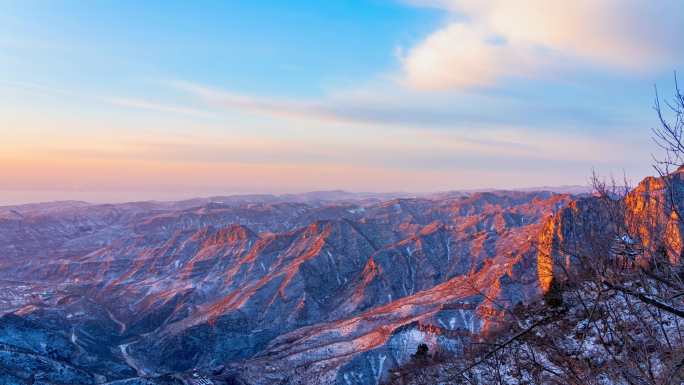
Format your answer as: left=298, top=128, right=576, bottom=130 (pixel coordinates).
left=0, top=178, right=671, bottom=384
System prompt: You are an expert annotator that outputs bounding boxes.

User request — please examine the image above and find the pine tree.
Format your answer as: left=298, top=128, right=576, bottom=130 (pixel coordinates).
left=543, top=277, right=564, bottom=308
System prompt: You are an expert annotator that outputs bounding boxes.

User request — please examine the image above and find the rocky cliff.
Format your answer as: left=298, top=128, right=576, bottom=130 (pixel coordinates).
left=537, top=170, right=684, bottom=292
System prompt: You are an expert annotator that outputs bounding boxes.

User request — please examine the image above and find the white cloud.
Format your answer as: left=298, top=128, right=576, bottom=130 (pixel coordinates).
left=402, top=23, right=538, bottom=89
left=402, top=0, right=684, bottom=89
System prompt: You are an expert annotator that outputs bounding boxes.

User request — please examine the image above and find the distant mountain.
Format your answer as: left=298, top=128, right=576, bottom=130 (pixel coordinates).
left=0, top=186, right=589, bottom=213
left=512, top=184, right=592, bottom=195
left=1, top=179, right=668, bottom=384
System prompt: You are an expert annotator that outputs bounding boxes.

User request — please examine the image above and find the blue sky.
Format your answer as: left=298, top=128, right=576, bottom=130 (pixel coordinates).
left=1, top=1, right=683, bottom=203
left=2, top=1, right=437, bottom=96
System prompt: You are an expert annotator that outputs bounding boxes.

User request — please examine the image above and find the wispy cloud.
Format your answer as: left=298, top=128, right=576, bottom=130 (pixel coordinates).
left=0, top=80, right=214, bottom=118
left=0, top=80, right=75, bottom=98
left=169, top=80, right=625, bottom=130
left=106, top=97, right=214, bottom=118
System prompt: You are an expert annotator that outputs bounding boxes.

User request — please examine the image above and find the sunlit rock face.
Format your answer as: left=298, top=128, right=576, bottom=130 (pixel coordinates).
left=623, top=172, right=684, bottom=264
left=536, top=197, right=618, bottom=291
left=537, top=170, right=684, bottom=293
left=0, top=190, right=575, bottom=384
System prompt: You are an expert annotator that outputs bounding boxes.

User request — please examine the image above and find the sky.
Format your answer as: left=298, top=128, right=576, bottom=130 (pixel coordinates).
left=1, top=0, right=684, bottom=204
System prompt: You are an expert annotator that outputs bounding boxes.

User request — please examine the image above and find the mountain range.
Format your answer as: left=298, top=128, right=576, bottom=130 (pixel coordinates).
left=0, top=178, right=675, bottom=385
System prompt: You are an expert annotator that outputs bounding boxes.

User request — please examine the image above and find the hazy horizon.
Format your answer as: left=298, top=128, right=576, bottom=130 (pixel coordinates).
left=0, top=183, right=597, bottom=206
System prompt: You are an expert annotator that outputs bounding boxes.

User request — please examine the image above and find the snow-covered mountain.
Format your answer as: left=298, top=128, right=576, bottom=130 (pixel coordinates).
left=0, top=183, right=654, bottom=384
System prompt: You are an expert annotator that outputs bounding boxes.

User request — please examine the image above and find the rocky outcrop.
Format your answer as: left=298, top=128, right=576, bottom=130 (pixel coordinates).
left=538, top=170, right=684, bottom=292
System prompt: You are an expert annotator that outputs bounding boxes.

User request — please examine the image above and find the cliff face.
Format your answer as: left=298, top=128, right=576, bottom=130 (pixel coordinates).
left=536, top=197, right=617, bottom=291
left=537, top=171, right=684, bottom=292
left=624, top=173, right=684, bottom=264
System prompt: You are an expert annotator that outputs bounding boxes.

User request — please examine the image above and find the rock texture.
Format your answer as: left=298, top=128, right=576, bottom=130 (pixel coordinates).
left=537, top=170, right=684, bottom=291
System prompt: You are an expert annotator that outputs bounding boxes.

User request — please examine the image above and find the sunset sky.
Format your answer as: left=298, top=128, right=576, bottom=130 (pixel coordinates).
left=2, top=1, right=684, bottom=204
